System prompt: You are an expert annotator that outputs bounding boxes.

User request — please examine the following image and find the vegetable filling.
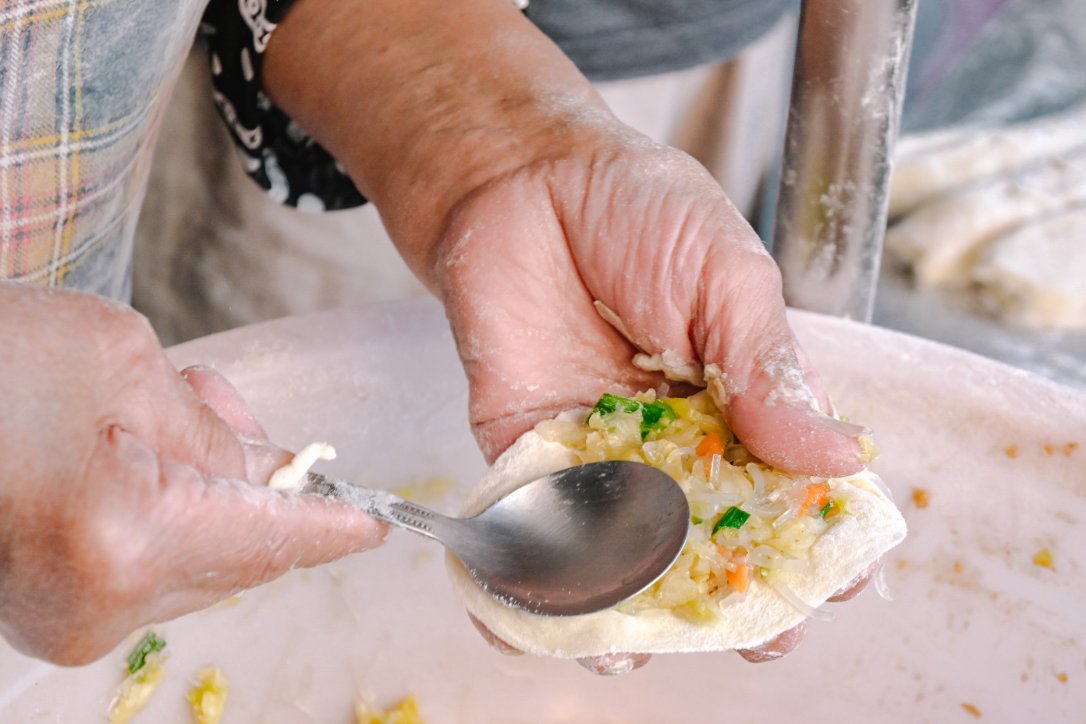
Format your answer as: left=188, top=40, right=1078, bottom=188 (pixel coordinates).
left=536, top=390, right=856, bottom=623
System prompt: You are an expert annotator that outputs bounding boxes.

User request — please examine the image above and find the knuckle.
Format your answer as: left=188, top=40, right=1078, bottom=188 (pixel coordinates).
left=467, top=613, right=523, bottom=656
left=737, top=620, right=807, bottom=663
left=828, top=560, right=879, bottom=602
left=739, top=248, right=785, bottom=297
left=576, top=652, right=651, bottom=675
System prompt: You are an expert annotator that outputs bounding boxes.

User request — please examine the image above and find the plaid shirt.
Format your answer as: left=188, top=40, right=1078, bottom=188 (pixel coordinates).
left=0, top=0, right=210, bottom=299
left=0, top=0, right=360, bottom=301
left=1, top=0, right=794, bottom=301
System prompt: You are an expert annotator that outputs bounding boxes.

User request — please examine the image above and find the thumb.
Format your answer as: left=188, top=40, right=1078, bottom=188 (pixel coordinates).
left=180, top=365, right=269, bottom=441
left=164, top=471, right=390, bottom=591
left=140, top=357, right=254, bottom=482
left=697, top=250, right=871, bottom=477
left=179, top=365, right=294, bottom=483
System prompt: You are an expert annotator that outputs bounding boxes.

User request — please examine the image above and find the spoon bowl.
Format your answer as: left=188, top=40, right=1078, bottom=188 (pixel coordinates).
left=302, top=461, right=690, bottom=615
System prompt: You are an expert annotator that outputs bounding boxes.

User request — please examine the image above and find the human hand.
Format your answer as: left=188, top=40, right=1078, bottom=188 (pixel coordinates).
left=422, top=117, right=878, bottom=673
left=262, top=0, right=875, bottom=674
left=0, top=284, right=386, bottom=665
left=263, top=0, right=870, bottom=473
left=428, top=123, right=871, bottom=475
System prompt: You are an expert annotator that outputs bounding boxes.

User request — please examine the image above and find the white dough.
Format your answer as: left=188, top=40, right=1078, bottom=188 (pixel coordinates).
left=973, top=206, right=1086, bottom=330
left=267, top=442, right=337, bottom=491
left=447, top=417, right=907, bottom=659
left=886, top=151, right=1086, bottom=288
left=890, top=102, right=1086, bottom=217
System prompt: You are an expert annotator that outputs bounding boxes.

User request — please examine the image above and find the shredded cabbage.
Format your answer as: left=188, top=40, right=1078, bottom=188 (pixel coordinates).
left=540, top=390, right=851, bottom=623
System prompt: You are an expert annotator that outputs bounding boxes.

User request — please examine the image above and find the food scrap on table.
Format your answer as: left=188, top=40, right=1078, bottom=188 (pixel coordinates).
left=355, top=694, right=424, bottom=724
left=187, top=667, right=229, bottom=724
left=108, top=631, right=167, bottom=724
left=1044, top=441, right=1080, bottom=457
left=391, top=476, right=457, bottom=505
left=1033, top=547, right=1054, bottom=569
left=911, top=487, right=930, bottom=509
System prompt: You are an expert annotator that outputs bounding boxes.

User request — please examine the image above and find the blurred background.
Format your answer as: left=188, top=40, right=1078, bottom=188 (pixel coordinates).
left=132, top=0, right=1086, bottom=389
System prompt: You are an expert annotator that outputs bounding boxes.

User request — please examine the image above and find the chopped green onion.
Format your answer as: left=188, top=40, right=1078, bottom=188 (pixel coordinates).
left=591, top=393, right=641, bottom=416
left=711, top=506, right=751, bottom=536
left=127, top=631, right=166, bottom=674
left=639, top=400, right=676, bottom=439
left=819, top=501, right=835, bottom=519
left=589, top=394, right=676, bottom=439
left=691, top=515, right=704, bottom=525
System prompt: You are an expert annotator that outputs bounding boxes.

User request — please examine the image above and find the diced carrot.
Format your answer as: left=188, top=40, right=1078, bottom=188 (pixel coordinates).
left=799, top=482, right=831, bottom=516
left=726, top=564, right=750, bottom=594
left=911, top=487, right=930, bottom=509
left=696, top=431, right=725, bottom=458
left=716, top=546, right=750, bottom=593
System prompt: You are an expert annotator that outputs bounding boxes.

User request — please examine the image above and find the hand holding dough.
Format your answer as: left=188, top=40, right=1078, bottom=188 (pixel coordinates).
left=449, top=392, right=907, bottom=672
left=450, top=391, right=906, bottom=670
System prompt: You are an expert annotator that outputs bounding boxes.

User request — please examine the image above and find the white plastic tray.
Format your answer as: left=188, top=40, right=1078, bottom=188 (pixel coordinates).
left=2, top=298, right=1083, bottom=722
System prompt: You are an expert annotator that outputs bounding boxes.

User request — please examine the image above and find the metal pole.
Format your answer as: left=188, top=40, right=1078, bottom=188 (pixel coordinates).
left=771, top=0, right=918, bottom=321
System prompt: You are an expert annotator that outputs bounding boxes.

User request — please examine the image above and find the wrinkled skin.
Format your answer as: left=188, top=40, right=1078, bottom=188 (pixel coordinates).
left=0, top=284, right=387, bottom=665
left=263, top=0, right=878, bottom=674
left=431, top=130, right=869, bottom=475
left=0, top=0, right=876, bottom=671
left=0, top=146, right=875, bottom=670
left=427, top=129, right=878, bottom=672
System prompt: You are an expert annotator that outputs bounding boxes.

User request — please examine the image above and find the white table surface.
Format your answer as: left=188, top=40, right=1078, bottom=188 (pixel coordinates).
left=2, top=298, right=1083, bottom=723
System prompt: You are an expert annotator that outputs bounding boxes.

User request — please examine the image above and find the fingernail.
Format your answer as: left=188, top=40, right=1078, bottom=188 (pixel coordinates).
left=807, top=412, right=878, bottom=464
left=857, top=432, right=879, bottom=465
left=807, top=411, right=867, bottom=438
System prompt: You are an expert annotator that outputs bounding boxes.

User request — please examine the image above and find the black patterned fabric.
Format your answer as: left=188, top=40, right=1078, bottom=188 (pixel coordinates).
left=199, top=0, right=365, bottom=211
left=199, top=0, right=789, bottom=211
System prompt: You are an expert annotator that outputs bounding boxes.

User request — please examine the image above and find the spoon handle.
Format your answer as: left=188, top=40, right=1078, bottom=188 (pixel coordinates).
left=301, top=472, right=448, bottom=543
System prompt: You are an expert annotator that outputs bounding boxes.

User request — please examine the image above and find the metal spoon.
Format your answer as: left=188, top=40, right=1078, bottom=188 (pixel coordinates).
left=301, top=460, right=689, bottom=616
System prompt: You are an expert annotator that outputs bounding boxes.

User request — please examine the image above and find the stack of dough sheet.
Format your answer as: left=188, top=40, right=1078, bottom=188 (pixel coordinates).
left=885, top=102, right=1086, bottom=330
left=972, top=205, right=1086, bottom=330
